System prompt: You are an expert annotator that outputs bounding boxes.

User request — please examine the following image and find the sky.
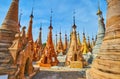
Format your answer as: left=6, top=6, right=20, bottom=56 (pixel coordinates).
left=0, top=0, right=107, bottom=43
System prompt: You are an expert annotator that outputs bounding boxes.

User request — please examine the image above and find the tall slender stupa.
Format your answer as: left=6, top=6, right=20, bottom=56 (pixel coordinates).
left=92, top=1, right=105, bottom=58
left=26, top=8, right=34, bottom=42
left=86, top=0, right=120, bottom=79
left=56, top=30, right=64, bottom=55
left=81, top=32, right=89, bottom=54
left=38, top=10, right=59, bottom=67
left=0, top=0, right=19, bottom=74
left=77, top=33, right=82, bottom=49
left=64, top=33, right=68, bottom=53
left=66, top=11, right=84, bottom=68
left=33, top=26, right=43, bottom=61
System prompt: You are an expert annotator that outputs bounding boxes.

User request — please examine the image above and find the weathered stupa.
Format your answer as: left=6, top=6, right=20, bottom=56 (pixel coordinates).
left=64, top=33, right=68, bottom=53
left=56, top=31, right=64, bottom=55
left=38, top=10, right=59, bottom=67
left=33, top=26, right=43, bottom=61
left=0, top=0, right=19, bottom=75
left=87, top=36, right=92, bottom=52
left=81, top=32, right=89, bottom=54
left=92, top=1, right=105, bottom=58
left=86, top=0, right=120, bottom=79
left=66, top=12, right=84, bottom=68
left=77, top=33, right=82, bottom=49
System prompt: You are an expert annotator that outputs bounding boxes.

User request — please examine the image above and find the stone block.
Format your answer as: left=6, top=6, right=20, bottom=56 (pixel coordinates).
left=70, top=61, right=83, bottom=68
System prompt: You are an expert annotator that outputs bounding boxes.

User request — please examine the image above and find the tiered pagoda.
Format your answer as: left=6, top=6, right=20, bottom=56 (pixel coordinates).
left=81, top=32, right=89, bottom=54
left=87, top=36, right=92, bottom=52
left=87, top=0, right=120, bottom=79
left=38, top=10, right=59, bottom=67
left=77, top=33, right=82, bottom=49
left=33, top=26, right=43, bottom=61
left=91, top=36, right=95, bottom=49
left=56, top=31, right=64, bottom=55
left=64, top=33, right=68, bottom=53
left=0, top=0, right=19, bottom=76
left=0, top=0, right=35, bottom=78
left=92, top=2, right=105, bottom=58
left=66, top=12, right=84, bottom=68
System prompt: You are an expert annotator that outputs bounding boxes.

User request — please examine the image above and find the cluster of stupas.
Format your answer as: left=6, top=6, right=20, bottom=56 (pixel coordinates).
left=0, top=0, right=120, bottom=79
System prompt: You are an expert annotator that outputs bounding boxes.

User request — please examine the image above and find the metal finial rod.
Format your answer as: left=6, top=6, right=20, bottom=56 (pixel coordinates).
left=73, top=9, right=76, bottom=25
left=19, top=9, right=22, bottom=23
left=50, top=8, right=53, bottom=26
left=98, top=0, right=100, bottom=10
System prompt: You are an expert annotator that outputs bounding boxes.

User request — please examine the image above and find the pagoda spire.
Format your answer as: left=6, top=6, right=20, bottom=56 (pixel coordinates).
left=66, top=12, right=84, bottom=68
left=0, top=0, right=19, bottom=32
left=91, top=36, right=95, bottom=48
left=38, top=10, right=59, bottom=67
left=56, top=26, right=64, bottom=55
left=18, top=9, right=22, bottom=32
left=72, top=10, right=77, bottom=30
left=81, top=32, right=89, bottom=54
left=87, top=36, right=92, bottom=52
left=59, top=26, right=62, bottom=42
left=27, top=8, right=34, bottom=42
left=92, top=0, right=105, bottom=58
left=37, top=23, right=42, bottom=45
left=64, top=32, right=68, bottom=51
left=77, top=33, right=81, bottom=47
left=55, top=32, right=58, bottom=51
left=87, top=0, right=120, bottom=79
left=49, top=9, right=53, bottom=29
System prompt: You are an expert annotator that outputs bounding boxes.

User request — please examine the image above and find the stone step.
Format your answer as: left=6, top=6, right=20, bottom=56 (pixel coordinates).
left=0, top=43, right=11, bottom=48
left=0, top=48, right=8, bottom=52
left=0, top=59, right=10, bottom=64
left=0, top=65, right=17, bottom=75
left=0, top=40, right=12, bottom=44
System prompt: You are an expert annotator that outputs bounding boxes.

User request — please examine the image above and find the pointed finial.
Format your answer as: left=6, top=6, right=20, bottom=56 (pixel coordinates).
left=60, top=26, right=61, bottom=34
left=65, top=31, right=67, bottom=36
left=49, top=8, right=53, bottom=30
left=73, top=9, right=76, bottom=25
left=92, top=34, right=94, bottom=40
left=50, top=8, right=53, bottom=26
left=72, top=9, right=77, bottom=29
left=83, top=27, right=85, bottom=35
left=19, top=9, right=22, bottom=27
left=97, top=0, right=102, bottom=15
left=40, top=22, right=42, bottom=31
left=30, top=7, right=34, bottom=18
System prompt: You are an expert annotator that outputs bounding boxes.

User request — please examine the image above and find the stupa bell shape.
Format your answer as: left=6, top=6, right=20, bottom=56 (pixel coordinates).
left=0, top=0, right=19, bottom=32
left=86, top=0, right=120, bottom=79
left=92, top=5, right=105, bottom=58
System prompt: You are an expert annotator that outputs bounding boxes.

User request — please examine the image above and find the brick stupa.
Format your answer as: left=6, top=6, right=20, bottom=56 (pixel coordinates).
left=38, top=11, right=59, bottom=67
left=92, top=2, right=105, bottom=58
left=0, top=0, right=19, bottom=75
left=86, top=0, right=120, bottom=79
left=66, top=12, right=84, bottom=68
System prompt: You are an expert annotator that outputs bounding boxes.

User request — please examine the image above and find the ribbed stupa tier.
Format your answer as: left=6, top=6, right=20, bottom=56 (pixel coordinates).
left=92, top=5, right=105, bottom=58
left=0, top=0, right=19, bottom=32
left=86, top=0, right=120, bottom=79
